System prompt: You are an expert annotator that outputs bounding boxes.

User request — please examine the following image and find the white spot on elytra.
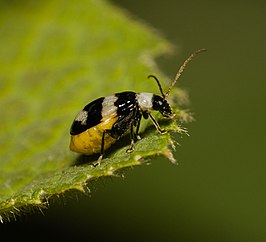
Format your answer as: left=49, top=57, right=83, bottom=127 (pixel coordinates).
left=101, top=95, right=118, bottom=118
left=75, top=110, right=88, bottom=125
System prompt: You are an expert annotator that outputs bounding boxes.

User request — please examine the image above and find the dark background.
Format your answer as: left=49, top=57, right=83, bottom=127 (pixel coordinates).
left=2, top=1, right=266, bottom=241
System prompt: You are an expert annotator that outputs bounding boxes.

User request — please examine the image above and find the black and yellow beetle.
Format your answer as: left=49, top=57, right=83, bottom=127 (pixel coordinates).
left=70, top=49, right=205, bottom=163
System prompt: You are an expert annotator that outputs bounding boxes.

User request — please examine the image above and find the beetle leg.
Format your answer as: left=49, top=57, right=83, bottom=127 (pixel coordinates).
left=126, top=122, right=135, bottom=153
left=148, top=113, right=167, bottom=134
left=135, top=116, right=142, bottom=140
left=91, top=130, right=106, bottom=167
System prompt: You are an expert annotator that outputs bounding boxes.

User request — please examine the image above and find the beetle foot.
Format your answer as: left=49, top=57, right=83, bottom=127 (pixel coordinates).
left=91, top=155, right=103, bottom=167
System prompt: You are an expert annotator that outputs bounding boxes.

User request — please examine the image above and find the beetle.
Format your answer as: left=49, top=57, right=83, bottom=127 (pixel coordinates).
left=69, top=49, right=205, bottom=165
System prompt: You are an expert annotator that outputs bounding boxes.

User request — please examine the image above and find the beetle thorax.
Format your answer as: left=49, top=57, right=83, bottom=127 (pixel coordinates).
left=136, top=92, right=154, bottom=112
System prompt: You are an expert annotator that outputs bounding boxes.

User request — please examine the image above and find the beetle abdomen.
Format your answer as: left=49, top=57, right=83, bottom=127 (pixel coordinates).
left=70, top=116, right=118, bottom=154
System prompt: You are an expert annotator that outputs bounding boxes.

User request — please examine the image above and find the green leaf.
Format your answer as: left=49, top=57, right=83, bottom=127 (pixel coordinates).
left=0, top=0, right=189, bottom=222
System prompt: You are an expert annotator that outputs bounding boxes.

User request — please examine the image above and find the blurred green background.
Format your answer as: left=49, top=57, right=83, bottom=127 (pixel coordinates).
left=2, top=0, right=266, bottom=241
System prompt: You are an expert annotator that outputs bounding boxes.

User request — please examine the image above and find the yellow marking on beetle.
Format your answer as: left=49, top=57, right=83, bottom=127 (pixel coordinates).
left=69, top=116, right=118, bottom=155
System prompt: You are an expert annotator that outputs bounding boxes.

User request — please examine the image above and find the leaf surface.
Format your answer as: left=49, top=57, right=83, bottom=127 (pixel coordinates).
left=0, top=0, right=188, bottom=222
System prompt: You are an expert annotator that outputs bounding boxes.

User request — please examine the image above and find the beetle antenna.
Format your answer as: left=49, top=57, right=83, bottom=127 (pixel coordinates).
left=164, top=48, right=207, bottom=99
left=147, top=74, right=165, bottom=98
